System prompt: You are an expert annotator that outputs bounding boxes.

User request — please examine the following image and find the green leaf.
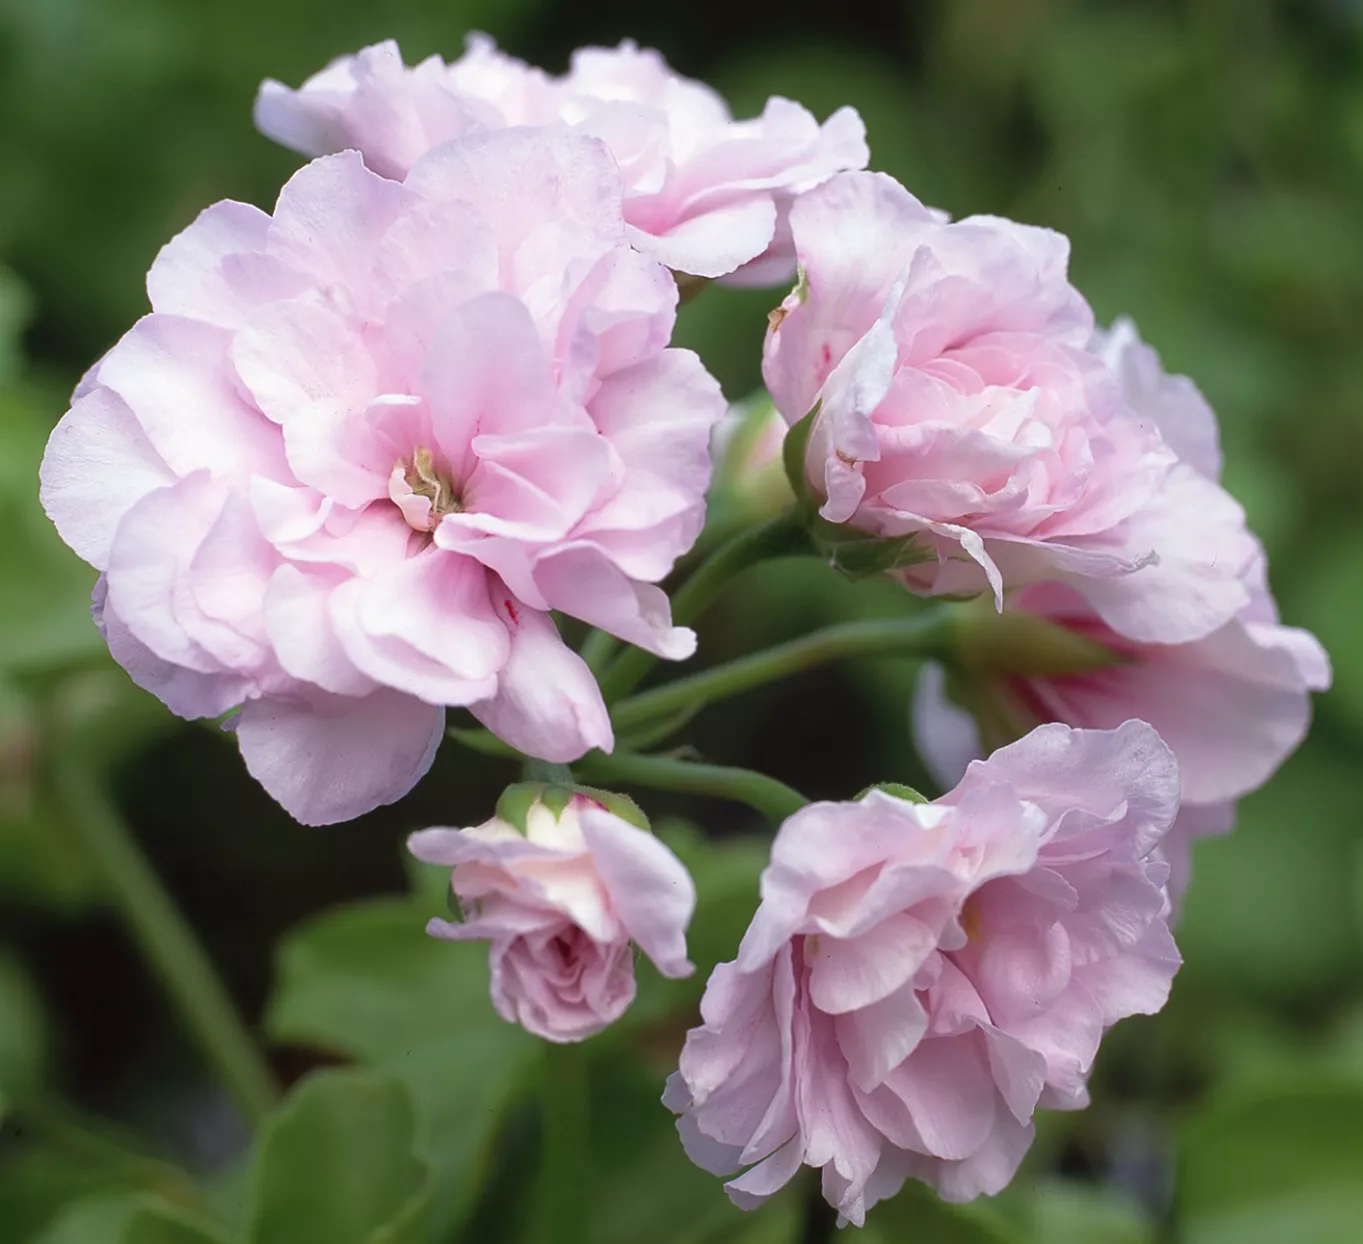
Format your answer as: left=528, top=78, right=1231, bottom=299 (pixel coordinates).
left=0, top=267, right=29, bottom=387
left=0, top=392, right=104, bottom=675
left=0, top=945, right=47, bottom=1097
left=1176, top=1078, right=1363, bottom=1244
left=32, top=1194, right=234, bottom=1244
left=862, top=1180, right=1022, bottom=1242
left=588, top=1053, right=791, bottom=1244
left=247, top=1070, right=428, bottom=1244
left=995, top=1180, right=1154, bottom=1244
left=264, top=898, right=536, bottom=1240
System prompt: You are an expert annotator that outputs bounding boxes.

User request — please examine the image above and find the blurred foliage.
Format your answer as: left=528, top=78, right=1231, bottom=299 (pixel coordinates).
left=3, top=0, right=1363, bottom=1241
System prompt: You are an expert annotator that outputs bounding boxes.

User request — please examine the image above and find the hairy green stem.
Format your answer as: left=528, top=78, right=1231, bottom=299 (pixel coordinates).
left=611, top=610, right=954, bottom=736
left=56, top=759, right=279, bottom=1127
left=575, top=750, right=808, bottom=825
left=597, top=510, right=812, bottom=703
left=540, top=1041, right=589, bottom=1244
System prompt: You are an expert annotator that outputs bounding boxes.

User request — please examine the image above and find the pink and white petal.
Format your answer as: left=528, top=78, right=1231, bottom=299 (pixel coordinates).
left=627, top=195, right=777, bottom=279
left=40, top=387, right=178, bottom=570
left=469, top=599, right=613, bottom=762
left=833, top=984, right=929, bottom=1092
left=95, top=579, right=248, bottom=719
left=1074, top=466, right=1255, bottom=645
left=264, top=564, right=376, bottom=697
left=579, top=807, right=695, bottom=977
left=104, top=474, right=234, bottom=673
left=884, top=1036, right=998, bottom=1161
left=421, top=291, right=566, bottom=480
left=958, top=720, right=1179, bottom=859
left=329, top=554, right=508, bottom=704
left=404, top=126, right=627, bottom=254
left=230, top=297, right=379, bottom=429
left=722, top=1137, right=806, bottom=1212
left=235, top=687, right=443, bottom=825
left=267, top=151, right=416, bottom=304
left=533, top=545, right=695, bottom=659
left=96, top=316, right=288, bottom=482
left=923, top=1110, right=1034, bottom=1203
left=146, top=200, right=300, bottom=327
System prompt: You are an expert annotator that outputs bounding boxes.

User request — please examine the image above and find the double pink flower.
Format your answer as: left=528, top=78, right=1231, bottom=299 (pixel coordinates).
left=668, top=722, right=1181, bottom=1223
left=41, top=128, right=725, bottom=824
left=255, top=36, right=868, bottom=282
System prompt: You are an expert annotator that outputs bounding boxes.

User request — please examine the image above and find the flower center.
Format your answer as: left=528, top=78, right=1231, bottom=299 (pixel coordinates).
left=389, top=447, right=460, bottom=532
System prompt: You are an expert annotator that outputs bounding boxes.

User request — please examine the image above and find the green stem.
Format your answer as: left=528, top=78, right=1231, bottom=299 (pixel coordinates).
left=597, top=510, right=812, bottom=703
left=540, top=1041, right=589, bottom=1244
left=575, top=751, right=808, bottom=825
left=611, top=609, right=954, bottom=736
left=578, top=628, right=619, bottom=674
left=55, top=758, right=279, bottom=1127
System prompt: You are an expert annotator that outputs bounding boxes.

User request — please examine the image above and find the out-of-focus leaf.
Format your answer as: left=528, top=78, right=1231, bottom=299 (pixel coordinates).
left=35, top=1194, right=236, bottom=1244
left=246, top=1070, right=428, bottom=1244
left=588, top=1052, right=787, bottom=1244
left=1176, top=747, right=1363, bottom=1004
left=1296, top=524, right=1363, bottom=736
left=994, top=1179, right=1154, bottom=1244
left=0, top=391, right=102, bottom=674
left=0, top=267, right=29, bottom=386
left=0, top=1131, right=197, bottom=1244
left=264, top=898, right=535, bottom=1240
left=1176, top=1078, right=1363, bottom=1244
left=861, top=1180, right=1022, bottom=1242
left=0, top=946, right=46, bottom=1096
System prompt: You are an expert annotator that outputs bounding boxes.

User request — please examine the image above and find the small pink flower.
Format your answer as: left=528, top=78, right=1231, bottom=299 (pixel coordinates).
left=763, top=171, right=1257, bottom=645
left=255, top=36, right=868, bottom=281
left=911, top=318, right=1329, bottom=901
left=667, top=722, right=1180, bottom=1224
left=40, top=128, right=724, bottom=825
left=409, top=791, right=695, bottom=1042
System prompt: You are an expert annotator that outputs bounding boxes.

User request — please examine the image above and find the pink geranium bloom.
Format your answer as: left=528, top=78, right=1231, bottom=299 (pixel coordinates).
left=255, top=36, right=868, bottom=281
left=763, top=171, right=1258, bottom=645
left=911, top=318, right=1329, bottom=901
left=409, top=790, right=695, bottom=1042
left=667, top=722, right=1181, bottom=1224
left=40, top=128, right=724, bottom=825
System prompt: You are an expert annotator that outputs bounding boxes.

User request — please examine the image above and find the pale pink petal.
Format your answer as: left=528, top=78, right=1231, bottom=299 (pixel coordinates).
left=469, top=596, right=612, bottom=762
left=40, top=388, right=177, bottom=570
left=236, top=687, right=443, bottom=825
left=579, top=806, right=695, bottom=977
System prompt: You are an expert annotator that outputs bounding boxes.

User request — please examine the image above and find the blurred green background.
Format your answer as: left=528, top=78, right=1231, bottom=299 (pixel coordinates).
left=3, top=1, right=1363, bottom=1242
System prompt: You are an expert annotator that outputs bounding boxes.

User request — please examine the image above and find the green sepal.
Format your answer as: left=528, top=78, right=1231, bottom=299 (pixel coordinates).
left=538, top=784, right=575, bottom=820
left=492, top=782, right=547, bottom=833
left=810, top=519, right=933, bottom=581
left=856, top=781, right=929, bottom=804
left=568, top=785, right=651, bottom=831
left=781, top=403, right=820, bottom=509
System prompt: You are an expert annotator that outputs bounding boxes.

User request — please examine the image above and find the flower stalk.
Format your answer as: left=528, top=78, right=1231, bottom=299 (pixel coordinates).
left=540, top=1040, right=590, bottom=1244
left=55, top=757, right=279, bottom=1127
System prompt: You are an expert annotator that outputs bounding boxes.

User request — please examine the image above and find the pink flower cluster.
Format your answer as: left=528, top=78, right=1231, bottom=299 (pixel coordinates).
left=409, top=790, right=695, bottom=1042
left=667, top=723, right=1180, bottom=1223
left=766, top=172, right=1257, bottom=645
left=37, top=26, right=1331, bottom=1231
left=255, top=36, right=868, bottom=282
left=41, top=128, right=724, bottom=825
left=910, top=319, right=1330, bottom=900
